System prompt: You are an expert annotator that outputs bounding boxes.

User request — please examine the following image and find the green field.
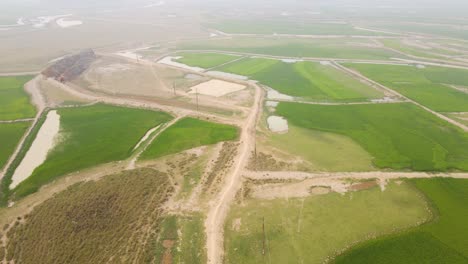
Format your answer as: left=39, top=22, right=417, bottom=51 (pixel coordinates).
left=276, top=102, right=468, bottom=171
left=12, top=104, right=172, bottom=199
left=209, top=20, right=381, bottom=36
left=0, top=76, right=36, bottom=120
left=175, top=52, right=240, bottom=68
left=381, top=39, right=458, bottom=59
left=448, top=113, right=468, bottom=126
left=334, top=178, right=468, bottom=263
left=264, top=125, right=375, bottom=172
left=225, top=181, right=429, bottom=264
left=345, top=64, right=468, bottom=112
left=156, top=214, right=206, bottom=264
left=218, top=58, right=383, bottom=101
left=3, top=168, right=173, bottom=264
left=178, top=37, right=406, bottom=60
left=0, top=122, right=30, bottom=170
left=141, top=117, right=239, bottom=160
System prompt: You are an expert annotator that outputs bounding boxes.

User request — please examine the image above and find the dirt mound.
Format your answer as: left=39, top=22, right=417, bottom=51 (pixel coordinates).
left=42, top=49, right=96, bottom=82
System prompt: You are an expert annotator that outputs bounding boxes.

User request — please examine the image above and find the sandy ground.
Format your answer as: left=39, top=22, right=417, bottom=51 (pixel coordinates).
left=56, top=18, right=83, bottom=28
left=205, top=71, right=248, bottom=80
left=132, top=125, right=162, bottom=151
left=267, top=115, right=288, bottom=133
left=10, top=110, right=61, bottom=189
left=188, top=79, right=246, bottom=97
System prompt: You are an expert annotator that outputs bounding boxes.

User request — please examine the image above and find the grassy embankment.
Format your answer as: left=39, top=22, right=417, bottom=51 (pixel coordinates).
left=334, top=178, right=468, bottom=263
left=174, top=52, right=240, bottom=68
left=217, top=58, right=383, bottom=101
left=2, top=168, right=174, bottom=264
left=276, top=102, right=468, bottom=171
left=141, top=117, right=239, bottom=160
left=178, top=37, right=406, bottom=60
left=0, top=76, right=35, bottom=120
left=225, top=181, right=429, bottom=263
left=11, top=104, right=172, bottom=199
left=345, top=63, right=468, bottom=112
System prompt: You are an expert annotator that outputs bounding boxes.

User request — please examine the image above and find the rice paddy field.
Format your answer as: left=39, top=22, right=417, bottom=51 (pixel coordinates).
left=141, top=117, right=239, bottom=160
left=177, top=37, right=406, bottom=60
left=334, top=178, right=468, bottom=264
left=276, top=102, right=468, bottom=171
left=2, top=168, right=174, bottom=264
left=174, top=52, right=240, bottom=69
left=345, top=64, right=468, bottom=112
left=225, top=181, right=429, bottom=264
left=11, top=104, right=172, bottom=199
left=0, top=76, right=36, bottom=120
left=217, top=58, right=383, bottom=101
left=0, top=122, right=30, bottom=170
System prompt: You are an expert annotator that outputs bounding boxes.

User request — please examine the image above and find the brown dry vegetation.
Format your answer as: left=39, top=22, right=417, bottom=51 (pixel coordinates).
left=202, top=142, right=239, bottom=196
left=247, top=151, right=295, bottom=171
left=2, top=168, right=174, bottom=264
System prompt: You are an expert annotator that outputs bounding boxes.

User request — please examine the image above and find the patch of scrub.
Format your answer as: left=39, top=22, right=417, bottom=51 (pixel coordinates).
left=157, top=56, right=204, bottom=72
left=267, top=88, right=294, bottom=101
left=267, top=116, right=288, bottom=133
left=10, top=111, right=60, bottom=189
left=56, top=18, right=83, bottom=28
left=188, top=80, right=246, bottom=97
left=132, top=125, right=161, bottom=151
left=206, top=71, right=248, bottom=80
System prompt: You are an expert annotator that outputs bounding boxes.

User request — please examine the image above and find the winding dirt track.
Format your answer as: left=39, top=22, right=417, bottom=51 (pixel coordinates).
left=205, top=84, right=262, bottom=264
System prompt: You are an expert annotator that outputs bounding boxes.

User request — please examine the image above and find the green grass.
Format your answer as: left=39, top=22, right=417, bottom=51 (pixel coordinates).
left=12, top=104, right=172, bottom=199
left=155, top=214, right=206, bottom=264
left=141, top=117, right=239, bottom=160
left=334, top=178, right=468, bottom=264
left=0, top=122, right=30, bottom=170
left=178, top=37, right=407, bottom=60
left=276, top=102, right=468, bottom=171
left=209, top=20, right=381, bottom=36
left=381, top=39, right=457, bottom=60
left=0, top=76, right=36, bottom=120
left=218, top=58, right=383, bottom=101
left=265, top=125, right=375, bottom=172
left=345, top=64, right=468, bottom=112
left=175, top=52, right=240, bottom=68
left=225, top=181, right=429, bottom=264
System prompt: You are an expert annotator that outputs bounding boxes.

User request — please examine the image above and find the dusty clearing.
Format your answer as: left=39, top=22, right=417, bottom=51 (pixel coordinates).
left=10, top=110, right=60, bottom=189
left=188, top=79, right=246, bottom=97
left=267, top=115, right=289, bottom=133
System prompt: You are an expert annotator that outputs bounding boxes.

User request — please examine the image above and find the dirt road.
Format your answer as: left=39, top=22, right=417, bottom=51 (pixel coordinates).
left=205, top=84, right=262, bottom=264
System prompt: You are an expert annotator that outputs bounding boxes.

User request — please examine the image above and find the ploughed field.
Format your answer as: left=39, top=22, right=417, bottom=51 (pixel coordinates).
left=1, top=168, right=174, bottom=264
left=11, top=104, right=172, bottom=199
left=0, top=76, right=36, bottom=121
left=215, top=58, right=383, bottom=101
left=345, top=63, right=468, bottom=112
left=276, top=102, right=468, bottom=171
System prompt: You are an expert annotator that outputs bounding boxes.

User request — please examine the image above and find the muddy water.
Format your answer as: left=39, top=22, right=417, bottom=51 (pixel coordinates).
left=10, top=111, right=61, bottom=189
left=267, top=116, right=288, bottom=133
left=158, top=56, right=204, bottom=72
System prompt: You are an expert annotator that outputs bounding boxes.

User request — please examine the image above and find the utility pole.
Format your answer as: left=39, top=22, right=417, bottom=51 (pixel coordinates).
left=262, top=216, right=266, bottom=257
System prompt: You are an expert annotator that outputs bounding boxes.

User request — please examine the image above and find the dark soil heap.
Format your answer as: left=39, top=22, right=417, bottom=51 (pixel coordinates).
left=42, top=49, right=96, bottom=82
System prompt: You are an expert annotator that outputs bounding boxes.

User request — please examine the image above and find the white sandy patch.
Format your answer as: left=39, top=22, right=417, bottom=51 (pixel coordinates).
left=267, top=116, right=288, bottom=133
left=188, top=80, right=246, bottom=97
left=132, top=125, right=161, bottom=151
left=320, top=61, right=331, bottom=66
left=158, top=56, right=204, bottom=72
left=144, top=1, right=165, bottom=8
left=265, top=101, right=279, bottom=107
left=210, top=33, right=218, bottom=37
left=282, top=59, right=304, bottom=63
left=185, top=73, right=203, bottom=80
left=416, top=64, right=426, bottom=69
left=17, top=17, right=25, bottom=25
left=206, top=71, right=248, bottom=80
left=115, top=51, right=143, bottom=61
left=10, top=111, right=61, bottom=189
left=267, top=88, right=293, bottom=101
left=56, top=18, right=83, bottom=28
left=32, top=14, right=71, bottom=28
